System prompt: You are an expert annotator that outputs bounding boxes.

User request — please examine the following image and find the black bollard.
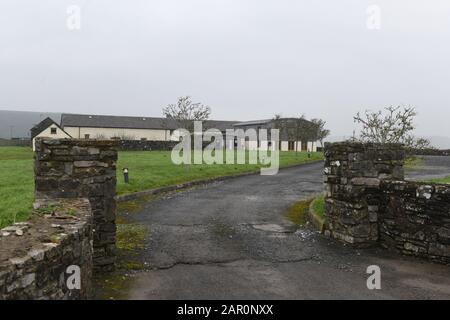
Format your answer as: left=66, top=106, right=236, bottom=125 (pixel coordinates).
left=123, top=168, right=129, bottom=184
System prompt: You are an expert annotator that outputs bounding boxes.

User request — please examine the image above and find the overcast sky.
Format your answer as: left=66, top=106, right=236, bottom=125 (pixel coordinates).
left=1, top=0, right=449, bottom=138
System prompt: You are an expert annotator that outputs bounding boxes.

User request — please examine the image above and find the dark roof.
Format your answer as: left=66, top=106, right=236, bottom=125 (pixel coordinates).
left=232, top=117, right=318, bottom=141
left=203, top=120, right=240, bottom=132
left=233, top=119, right=272, bottom=126
left=233, top=118, right=315, bottom=127
left=61, top=113, right=179, bottom=130
left=61, top=113, right=239, bottom=132
left=30, top=117, right=63, bottom=139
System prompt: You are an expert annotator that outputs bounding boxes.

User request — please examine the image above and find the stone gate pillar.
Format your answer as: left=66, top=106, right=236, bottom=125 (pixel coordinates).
left=323, top=142, right=405, bottom=247
left=34, top=139, right=118, bottom=271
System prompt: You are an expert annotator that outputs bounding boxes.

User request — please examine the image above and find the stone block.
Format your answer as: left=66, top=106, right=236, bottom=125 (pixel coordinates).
left=351, top=177, right=380, bottom=187
left=429, top=243, right=450, bottom=257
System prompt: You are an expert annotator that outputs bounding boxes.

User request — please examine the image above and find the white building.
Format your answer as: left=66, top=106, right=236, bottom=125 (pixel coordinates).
left=30, top=114, right=319, bottom=152
left=233, top=119, right=318, bottom=152
left=60, top=113, right=179, bottom=141
left=30, top=117, right=71, bottom=151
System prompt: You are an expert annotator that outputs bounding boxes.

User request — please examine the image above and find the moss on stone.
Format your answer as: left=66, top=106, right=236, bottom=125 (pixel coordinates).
left=286, top=199, right=313, bottom=226
left=119, top=261, right=145, bottom=270
left=312, top=195, right=325, bottom=219
left=117, top=195, right=157, bottom=214
left=93, top=220, right=148, bottom=299
left=93, top=273, right=134, bottom=300
left=116, top=224, right=148, bottom=251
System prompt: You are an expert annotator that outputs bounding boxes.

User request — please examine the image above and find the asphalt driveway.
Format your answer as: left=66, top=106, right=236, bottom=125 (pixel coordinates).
left=406, top=155, right=450, bottom=181
left=110, top=160, right=450, bottom=299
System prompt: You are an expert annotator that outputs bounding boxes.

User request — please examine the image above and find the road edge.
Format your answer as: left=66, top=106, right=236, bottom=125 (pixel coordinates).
left=116, top=159, right=324, bottom=203
left=308, top=197, right=326, bottom=233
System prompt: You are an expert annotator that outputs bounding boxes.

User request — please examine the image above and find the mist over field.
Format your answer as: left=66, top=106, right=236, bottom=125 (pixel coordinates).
left=0, top=110, right=60, bottom=139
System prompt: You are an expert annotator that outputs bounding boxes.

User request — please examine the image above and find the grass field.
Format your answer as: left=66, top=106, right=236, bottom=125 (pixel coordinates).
left=429, top=176, right=450, bottom=184
left=0, top=146, right=323, bottom=228
left=404, top=156, right=425, bottom=170
left=0, top=147, right=35, bottom=229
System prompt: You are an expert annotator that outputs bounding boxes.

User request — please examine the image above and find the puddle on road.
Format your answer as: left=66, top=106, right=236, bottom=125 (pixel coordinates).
left=250, top=198, right=315, bottom=235
left=244, top=195, right=261, bottom=201
left=251, top=224, right=294, bottom=233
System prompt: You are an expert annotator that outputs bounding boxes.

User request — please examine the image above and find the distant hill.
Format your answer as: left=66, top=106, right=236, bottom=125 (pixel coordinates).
left=425, top=136, right=450, bottom=150
left=0, top=110, right=61, bottom=139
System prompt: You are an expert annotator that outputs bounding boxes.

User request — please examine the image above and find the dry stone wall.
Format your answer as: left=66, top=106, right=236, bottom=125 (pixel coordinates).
left=34, top=139, right=118, bottom=271
left=380, top=180, right=450, bottom=264
left=118, top=139, right=178, bottom=151
left=0, top=199, right=92, bottom=300
left=324, top=142, right=450, bottom=264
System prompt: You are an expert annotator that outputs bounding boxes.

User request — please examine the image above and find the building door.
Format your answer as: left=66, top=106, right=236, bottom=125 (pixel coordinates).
left=301, top=141, right=308, bottom=151
left=288, top=141, right=295, bottom=151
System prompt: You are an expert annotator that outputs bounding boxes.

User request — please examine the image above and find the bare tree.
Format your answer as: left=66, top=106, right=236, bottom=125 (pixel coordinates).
left=272, top=114, right=321, bottom=152
left=353, top=105, right=431, bottom=149
left=273, top=115, right=302, bottom=151
left=272, top=114, right=283, bottom=130
left=295, top=115, right=324, bottom=150
left=294, top=115, right=307, bottom=151
left=310, top=118, right=330, bottom=148
left=163, top=96, right=211, bottom=132
left=413, top=137, right=432, bottom=150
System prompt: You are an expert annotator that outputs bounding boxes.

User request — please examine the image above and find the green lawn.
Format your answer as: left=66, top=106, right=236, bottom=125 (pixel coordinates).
left=117, top=150, right=323, bottom=194
left=0, top=147, right=35, bottom=228
left=0, top=146, right=323, bottom=228
left=429, top=176, right=450, bottom=184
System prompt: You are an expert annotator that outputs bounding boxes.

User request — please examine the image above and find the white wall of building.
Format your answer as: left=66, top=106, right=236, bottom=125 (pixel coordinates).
left=259, top=140, right=268, bottom=151
left=308, top=141, right=318, bottom=152
left=276, top=140, right=319, bottom=152
left=246, top=140, right=258, bottom=151
left=63, top=126, right=172, bottom=141
left=57, top=125, right=320, bottom=153
left=32, top=124, right=71, bottom=151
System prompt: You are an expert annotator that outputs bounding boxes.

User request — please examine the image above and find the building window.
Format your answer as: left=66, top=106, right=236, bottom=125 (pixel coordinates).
left=50, top=127, right=57, bottom=135
left=84, top=134, right=90, bottom=139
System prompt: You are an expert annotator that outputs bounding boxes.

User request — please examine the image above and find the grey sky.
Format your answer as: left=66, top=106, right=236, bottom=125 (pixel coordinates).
left=1, top=0, right=449, bottom=138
